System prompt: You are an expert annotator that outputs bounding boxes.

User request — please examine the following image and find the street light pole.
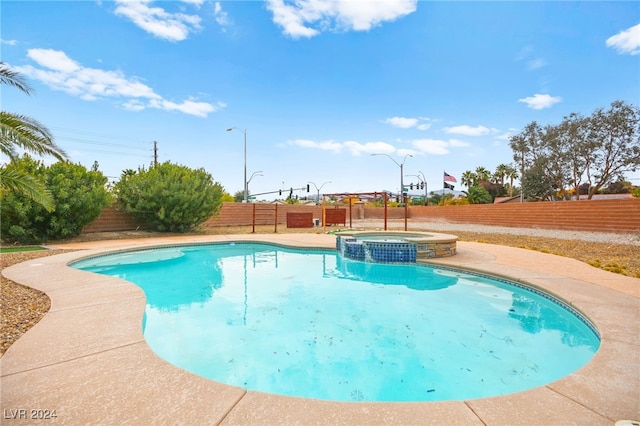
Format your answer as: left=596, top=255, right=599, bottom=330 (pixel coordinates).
left=371, top=153, right=412, bottom=203
left=371, top=153, right=412, bottom=231
left=309, top=181, right=331, bottom=205
left=226, top=127, right=247, bottom=203
left=247, top=170, right=263, bottom=201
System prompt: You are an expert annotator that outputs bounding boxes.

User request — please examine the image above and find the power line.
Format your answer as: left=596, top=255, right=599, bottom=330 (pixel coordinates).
left=49, top=125, right=154, bottom=161
left=51, top=126, right=149, bottom=149
left=56, top=136, right=150, bottom=151
left=50, top=126, right=147, bottom=144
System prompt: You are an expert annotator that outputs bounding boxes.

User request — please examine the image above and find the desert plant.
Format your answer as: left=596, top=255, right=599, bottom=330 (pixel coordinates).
left=1, top=155, right=111, bottom=243
left=114, top=162, right=224, bottom=232
left=465, top=185, right=493, bottom=204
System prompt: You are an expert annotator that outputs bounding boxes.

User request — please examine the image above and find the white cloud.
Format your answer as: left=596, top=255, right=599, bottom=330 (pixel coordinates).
left=384, top=116, right=418, bottom=128
left=443, top=125, right=492, bottom=136
left=516, top=45, right=546, bottom=71
left=16, top=48, right=221, bottom=118
left=148, top=98, right=224, bottom=118
left=27, top=48, right=81, bottom=73
left=1, top=39, right=18, bottom=46
left=266, top=0, right=417, bottom=39
left=396, top=148, right=416, bottom=157
left=289, top=139, right=344, bottom=153
left=412, top=139, right=450, bottom=155
left=518, top=93, right=562, bottom=110
left=213, top=2, right=229, bottom=28
left=384, top=116, right=432, bottom=130
left=289, top=139, right=396, bottom=156
left=527, top=58, right=547, bottom=70
left=409, top=138, right=470, bottom=155
left=122, top=99, right=146, bottom=111
left=292, top=131, right=467, bottom=158
left=345, top=141, right=397, bottom=156
left=606, top=23, right=640, bottom=55
left=182, top=0, right=204, bottom=6
left=114, top=0, right=202, bottom=42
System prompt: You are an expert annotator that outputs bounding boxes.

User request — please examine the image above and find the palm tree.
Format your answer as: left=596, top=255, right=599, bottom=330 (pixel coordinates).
left=461, top=170, right=476, bottom=189
left=1, top=62, right=67, bottom=210
left=475, top=166, right=491, bottom=182
left=505, top=164, right=519, bottom=197
left=493, top=163, right=509, bottom=185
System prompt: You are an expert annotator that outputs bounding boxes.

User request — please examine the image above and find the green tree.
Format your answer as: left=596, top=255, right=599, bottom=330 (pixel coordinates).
left=0, top=63, right=67, bottom=211
left=114, top=162, right=224, bottom=232
left=285, top=197, right=300, bottom=205
left=509, top=121, right=544, bottom=200
left=604, top=180, right=632, bottom=194
left=475, top=166, right=491, bottom=182
left=1, top=155, right=111, bottom=243
left=553, top=113, right=591, bottom=200
left=584, top=100, right=640, bottom=199
left=430, top=191, right=455, bottom=206
left=541, top=123, right=572, bottom=200
left=233, top=190, right=245, bottom=202
left=504, top=164, right=519, bottom=197
left=461, top=170, right=476, bottom=188
left=521, top=164, right=556, bottom=201
left=509, top=101, right=640, bottom=201
left=493, top=164, right=509, bottom=186
left=221, top=192, right=235, bottom=202
left=464, top=185, right=493, bottom=204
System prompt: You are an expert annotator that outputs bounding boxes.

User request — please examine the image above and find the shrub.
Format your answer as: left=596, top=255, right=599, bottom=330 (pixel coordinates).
left=465, top=185, right=493, bottom=204
left=445, top=197, right=470, bottom=205
left=1, top=156, right=111, bottom=244
left=114, top=162, right=224, bottom=232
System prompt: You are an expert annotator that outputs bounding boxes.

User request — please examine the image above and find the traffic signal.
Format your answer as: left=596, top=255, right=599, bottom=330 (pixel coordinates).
left=306, top=184, right=310, bottom=192
left=279, top=189, right=282, bottom=196
left=410, top=183, right=414, bottom=190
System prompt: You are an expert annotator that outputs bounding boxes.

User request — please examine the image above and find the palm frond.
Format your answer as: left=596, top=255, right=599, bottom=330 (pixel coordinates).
left=0, top=111, right=67, bottom=161
left=0, top=167, right=54, bottom=211
left=0, top=62, right=33, bottom=95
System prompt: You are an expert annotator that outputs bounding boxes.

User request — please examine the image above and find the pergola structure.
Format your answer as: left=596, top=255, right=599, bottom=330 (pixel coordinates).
left=320, top=191, right=409, bottom=231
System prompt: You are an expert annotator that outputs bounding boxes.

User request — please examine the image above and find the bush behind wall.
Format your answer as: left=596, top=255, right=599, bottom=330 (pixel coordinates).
left=1, top=156, right=112, bottom=244
left=113, top=162, right=224, bottom=232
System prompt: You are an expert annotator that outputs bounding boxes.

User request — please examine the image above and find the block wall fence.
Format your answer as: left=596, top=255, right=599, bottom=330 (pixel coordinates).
left=82, top=198, right=640, bottom=234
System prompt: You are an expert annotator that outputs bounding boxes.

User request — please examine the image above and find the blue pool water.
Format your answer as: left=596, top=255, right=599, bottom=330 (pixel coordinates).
left=73, top=243, right=600, bottom=402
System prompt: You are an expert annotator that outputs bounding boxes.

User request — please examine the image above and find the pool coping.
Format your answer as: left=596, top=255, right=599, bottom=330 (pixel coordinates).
left=334, top=229, right=459, bottom=243
left=1, top=234, right=638, bottom=425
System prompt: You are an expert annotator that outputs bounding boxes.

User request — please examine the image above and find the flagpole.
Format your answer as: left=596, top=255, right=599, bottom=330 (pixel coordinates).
left=442, top=171, right=445, bottom=205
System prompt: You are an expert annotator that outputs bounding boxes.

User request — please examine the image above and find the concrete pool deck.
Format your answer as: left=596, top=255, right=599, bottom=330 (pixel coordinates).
left=1, top=233, right=638, bottom=425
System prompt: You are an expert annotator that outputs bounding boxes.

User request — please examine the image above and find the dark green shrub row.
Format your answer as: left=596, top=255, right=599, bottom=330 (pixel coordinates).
left=1, top=158, right=226, bottom=243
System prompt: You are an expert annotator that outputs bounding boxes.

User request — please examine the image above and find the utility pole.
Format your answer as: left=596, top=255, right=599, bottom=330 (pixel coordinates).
left=153, top=141, right=158, bottom=166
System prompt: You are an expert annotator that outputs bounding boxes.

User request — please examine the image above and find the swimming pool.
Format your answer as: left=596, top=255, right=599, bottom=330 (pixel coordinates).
left=72, top=242, right=600, bottom=402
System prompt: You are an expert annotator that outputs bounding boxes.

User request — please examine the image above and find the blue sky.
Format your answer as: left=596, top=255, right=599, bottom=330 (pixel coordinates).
left=3, top=1, right=639, bottom=200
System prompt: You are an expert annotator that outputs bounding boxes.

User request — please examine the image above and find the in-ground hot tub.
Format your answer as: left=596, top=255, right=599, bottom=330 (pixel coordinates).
left=336, top=230, right=458, bottom=263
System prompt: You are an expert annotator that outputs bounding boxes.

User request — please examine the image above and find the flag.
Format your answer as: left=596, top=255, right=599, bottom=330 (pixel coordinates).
left=444, top=172, right=457, bottom=183
left=444, top=182, right=455, bottom=190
